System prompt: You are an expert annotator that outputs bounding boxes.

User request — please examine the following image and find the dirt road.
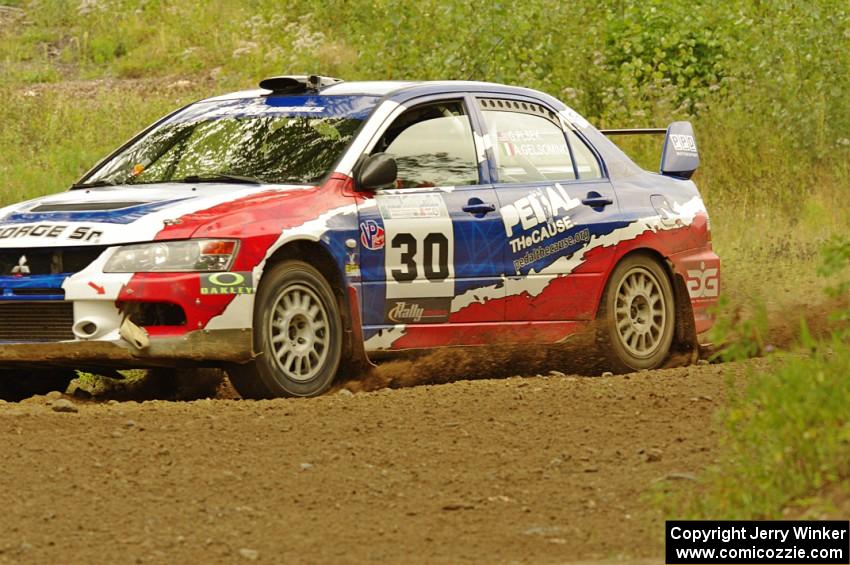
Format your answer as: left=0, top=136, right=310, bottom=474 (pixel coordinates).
left=0, top=358, right=766, bottom=564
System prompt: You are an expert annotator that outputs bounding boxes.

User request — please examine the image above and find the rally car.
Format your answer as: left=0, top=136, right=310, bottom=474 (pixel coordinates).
left=0, top=75, right=720, bottom=398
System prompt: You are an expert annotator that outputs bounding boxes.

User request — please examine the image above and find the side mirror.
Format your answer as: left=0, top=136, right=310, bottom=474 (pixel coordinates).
left=356, top=153, right=397, bottom=191
left=660, top=121, right=700, bottom=179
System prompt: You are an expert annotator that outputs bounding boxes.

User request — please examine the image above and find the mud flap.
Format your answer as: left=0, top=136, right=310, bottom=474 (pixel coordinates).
left=120, top=317, right=151, bottom=351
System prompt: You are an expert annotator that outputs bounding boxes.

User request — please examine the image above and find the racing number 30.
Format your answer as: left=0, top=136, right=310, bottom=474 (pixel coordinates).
left=391, top=232, right=449, bottom=283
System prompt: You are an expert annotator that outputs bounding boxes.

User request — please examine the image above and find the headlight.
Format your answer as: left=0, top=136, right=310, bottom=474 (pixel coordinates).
left=103, top=240, right=238, bottom=273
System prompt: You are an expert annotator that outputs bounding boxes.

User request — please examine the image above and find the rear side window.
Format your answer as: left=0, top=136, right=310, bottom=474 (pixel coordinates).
left=480, top=99, right=575, bottom=183
left=565, top=129, right=603, bottom=179
left=373, top=101, right=479, bottom=188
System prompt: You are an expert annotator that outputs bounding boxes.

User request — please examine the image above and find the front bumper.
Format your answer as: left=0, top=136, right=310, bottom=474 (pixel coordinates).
left=0, top=328, right=254, bottom=369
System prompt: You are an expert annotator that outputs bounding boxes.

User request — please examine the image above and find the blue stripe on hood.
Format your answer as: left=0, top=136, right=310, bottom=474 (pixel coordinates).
left=1, top=198, right=192, bottom=225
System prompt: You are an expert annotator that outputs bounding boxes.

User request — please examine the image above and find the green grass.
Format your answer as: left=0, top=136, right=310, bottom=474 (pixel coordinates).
left=665, top=340, right=850, bottom=519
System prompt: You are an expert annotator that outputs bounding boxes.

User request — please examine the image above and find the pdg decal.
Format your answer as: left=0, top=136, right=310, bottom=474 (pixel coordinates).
left=200, top=272, right=255, bottom=295
left=686, top=262, right=719, bottom=298
left=359, top=220, right=385, bottom=250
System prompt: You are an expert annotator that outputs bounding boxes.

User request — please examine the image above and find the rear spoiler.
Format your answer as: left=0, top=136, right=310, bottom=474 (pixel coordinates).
left=599, top=128, right=666, bottom=136
left=600, top=121, right=699, bottom=179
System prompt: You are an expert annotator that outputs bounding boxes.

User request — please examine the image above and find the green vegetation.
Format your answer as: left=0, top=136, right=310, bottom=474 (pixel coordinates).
left=1, top=0, right=849, bottom=517
left=672, top=340, right=850, bottom=519
left=2, top=0, right=848, bottom=318
left=671, top=238, right=850, bottom=519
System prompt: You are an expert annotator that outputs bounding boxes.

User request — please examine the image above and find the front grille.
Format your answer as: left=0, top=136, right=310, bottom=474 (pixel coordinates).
left=0, top=302, right=75, bottom=342
left=12, top=288, right=66, bottom=297
left=0, top=246, right=106, bottom=276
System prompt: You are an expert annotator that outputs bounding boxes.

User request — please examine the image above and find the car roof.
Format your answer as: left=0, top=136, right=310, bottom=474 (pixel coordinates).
left=203, top=80, right=560, bottom=106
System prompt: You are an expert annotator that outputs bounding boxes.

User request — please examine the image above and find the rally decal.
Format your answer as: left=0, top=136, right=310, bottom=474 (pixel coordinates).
left=364, top=195, right=711, bottom=351
left=385, top=298, right=451, bottom=324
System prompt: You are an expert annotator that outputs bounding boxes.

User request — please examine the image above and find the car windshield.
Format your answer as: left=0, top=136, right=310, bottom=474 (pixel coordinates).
left=83, top=95, right=379, bottom=186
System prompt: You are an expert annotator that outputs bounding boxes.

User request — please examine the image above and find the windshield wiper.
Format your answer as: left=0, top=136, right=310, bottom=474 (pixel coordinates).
left=70, top=180, right=116, bottom=189
left=181, top=173, right=262, bottom=184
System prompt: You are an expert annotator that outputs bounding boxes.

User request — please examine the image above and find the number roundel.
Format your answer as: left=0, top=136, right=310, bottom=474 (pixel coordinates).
left=390, top=232, right=449, bottom=283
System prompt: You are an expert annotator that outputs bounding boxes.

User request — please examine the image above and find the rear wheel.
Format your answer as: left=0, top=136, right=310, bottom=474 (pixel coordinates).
left=228, top=260, right=343, bottom=398
left=597, top=254, right=675, bottom=372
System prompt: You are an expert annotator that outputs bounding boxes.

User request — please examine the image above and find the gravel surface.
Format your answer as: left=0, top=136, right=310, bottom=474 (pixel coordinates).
left=0, top=358, right=768, bottom=564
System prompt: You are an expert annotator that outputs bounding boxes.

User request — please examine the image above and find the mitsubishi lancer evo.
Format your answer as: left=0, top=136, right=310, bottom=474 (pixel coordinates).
left=0, top=75, right=720, bottom=398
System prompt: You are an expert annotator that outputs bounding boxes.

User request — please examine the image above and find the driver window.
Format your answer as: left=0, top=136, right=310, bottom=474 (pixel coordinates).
left=480, top=99, right=577, bottom=183
left=373, top=101, right=479, bottom=188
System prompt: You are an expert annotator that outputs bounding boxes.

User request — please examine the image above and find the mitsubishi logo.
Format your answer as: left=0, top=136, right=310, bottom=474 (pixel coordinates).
left=11, top=255, right=30, bottom=277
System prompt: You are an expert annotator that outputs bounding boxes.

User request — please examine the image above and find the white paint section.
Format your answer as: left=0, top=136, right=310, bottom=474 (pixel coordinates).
left=61, top=249, right=131, bottom=342
left=71, top=301, right=123, bottom=342
left=0, top=184, right=309, bottom=248
left=505, top=195, right=706, bottom=299
left=363, top=325, right=408, bottom=351
left=451, top=281, right=504, bottom=313
left=205, top=294, right=255, bottom=330
left=62, top=248, right=131, bottom=301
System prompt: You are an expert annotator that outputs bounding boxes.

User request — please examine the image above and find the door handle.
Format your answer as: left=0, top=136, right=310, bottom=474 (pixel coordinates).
left=462, top=203, right=496, bottom=215
left=581, top=196, right=613, bottom=208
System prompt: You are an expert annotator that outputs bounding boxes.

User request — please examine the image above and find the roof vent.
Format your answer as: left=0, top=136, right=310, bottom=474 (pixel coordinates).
left=259, top=75, right=343, bottom=94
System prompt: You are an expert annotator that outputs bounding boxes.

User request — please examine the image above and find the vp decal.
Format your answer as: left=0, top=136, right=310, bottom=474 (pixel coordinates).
left=359, top=220, right=385, bottom=250
left=200, top=272, right=255, bottom=295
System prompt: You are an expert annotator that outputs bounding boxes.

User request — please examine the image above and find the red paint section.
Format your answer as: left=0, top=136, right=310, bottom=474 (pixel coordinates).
left=387, top=320, right=588, bottom=350
left=388, top=214, right=720, bottom=350
left=668, top=245, right=721, bottom=334
left=121, top=176, right=356, bottom=334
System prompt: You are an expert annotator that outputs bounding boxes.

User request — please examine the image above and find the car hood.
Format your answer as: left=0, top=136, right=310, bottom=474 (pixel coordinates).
left=0, top=183, right=310, bottom=248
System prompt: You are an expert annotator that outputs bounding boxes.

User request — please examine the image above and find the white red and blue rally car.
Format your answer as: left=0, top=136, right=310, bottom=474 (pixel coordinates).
left=0, top=76, right=720, bottom=397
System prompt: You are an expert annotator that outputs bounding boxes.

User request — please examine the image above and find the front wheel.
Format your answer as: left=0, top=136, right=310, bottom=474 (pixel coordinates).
left=228, top=260, right=343, bottom=398
left=597, top=254, right=675, bottom=372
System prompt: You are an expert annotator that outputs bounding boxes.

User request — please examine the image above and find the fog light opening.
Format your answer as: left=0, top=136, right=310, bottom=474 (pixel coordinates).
left=72, top=320, right=100, bottom=339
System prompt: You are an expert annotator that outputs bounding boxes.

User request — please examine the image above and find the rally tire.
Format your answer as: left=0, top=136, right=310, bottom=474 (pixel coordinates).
left=597, top=254, right=675, bottom=373
left=228, top=260, right=343, bottom=399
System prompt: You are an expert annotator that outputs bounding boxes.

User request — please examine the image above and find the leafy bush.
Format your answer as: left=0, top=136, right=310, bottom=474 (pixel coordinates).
left=673, top=340, right=850, bottom=519
left=672, top=238, right=850, bottom=519
left=601, top=1, right=733, bottom=119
